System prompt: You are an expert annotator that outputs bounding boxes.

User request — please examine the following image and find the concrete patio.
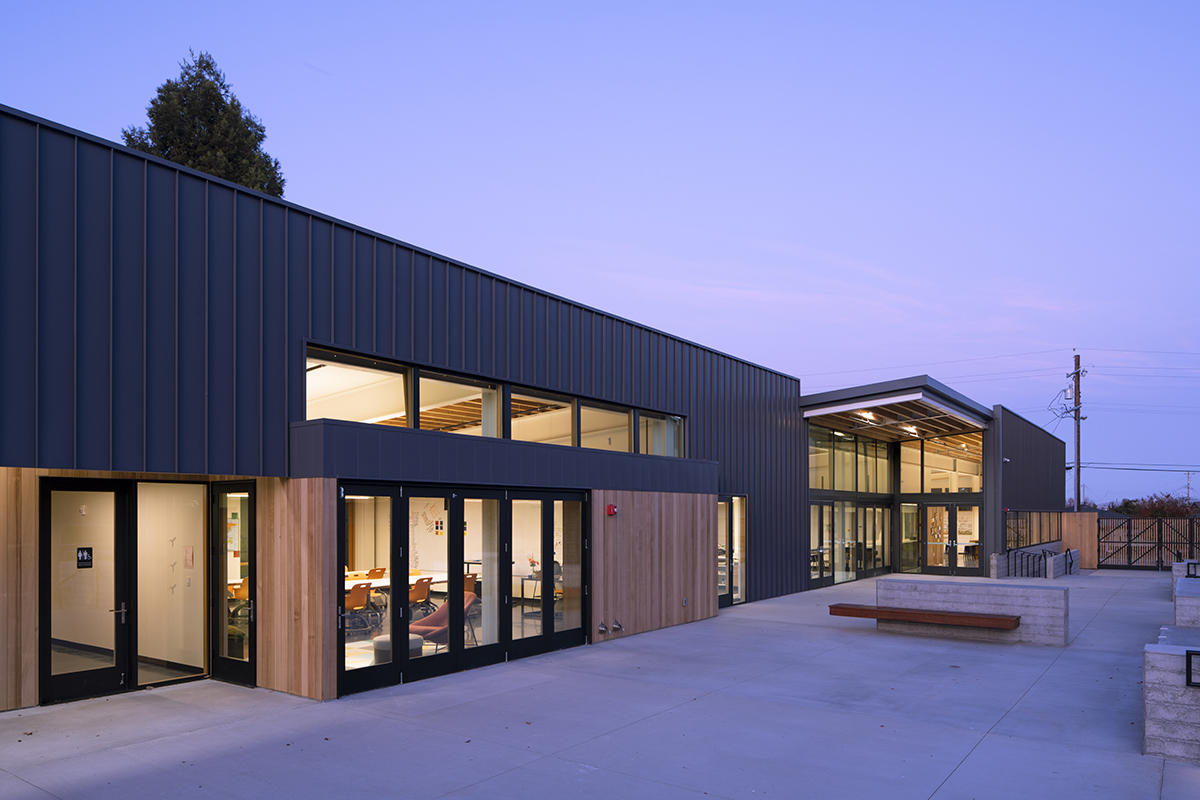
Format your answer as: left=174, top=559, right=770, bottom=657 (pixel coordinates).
left=3, top=570, right=1198, bottom=799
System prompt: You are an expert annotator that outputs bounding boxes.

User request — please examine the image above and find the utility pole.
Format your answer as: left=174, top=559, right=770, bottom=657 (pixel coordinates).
left=1071, top=353, right=1085, bottom=511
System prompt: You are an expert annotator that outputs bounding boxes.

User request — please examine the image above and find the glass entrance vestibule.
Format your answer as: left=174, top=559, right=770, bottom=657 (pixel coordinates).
left=337, top=483, right=588, bottom=696
left=808, top=421, right=987, bottom=585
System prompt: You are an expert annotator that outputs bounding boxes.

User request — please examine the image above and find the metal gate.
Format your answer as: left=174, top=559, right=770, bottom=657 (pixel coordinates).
left=1098, top=518, right=1198, bottom=569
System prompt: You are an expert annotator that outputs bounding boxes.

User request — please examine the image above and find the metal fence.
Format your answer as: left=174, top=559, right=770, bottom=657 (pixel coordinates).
left=1097, top=518, right=1198, bottom=569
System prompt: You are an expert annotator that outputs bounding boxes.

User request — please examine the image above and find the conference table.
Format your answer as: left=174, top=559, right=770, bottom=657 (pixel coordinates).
left=342, top=572, right=449, bottom=593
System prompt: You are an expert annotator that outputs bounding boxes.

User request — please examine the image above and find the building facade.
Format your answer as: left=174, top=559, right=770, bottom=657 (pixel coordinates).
left=0, top=103, right=1064, bottom=710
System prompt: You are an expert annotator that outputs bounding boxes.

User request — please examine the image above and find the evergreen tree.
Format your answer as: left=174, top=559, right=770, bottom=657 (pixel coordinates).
left=123, top=50, right=285, bottom=197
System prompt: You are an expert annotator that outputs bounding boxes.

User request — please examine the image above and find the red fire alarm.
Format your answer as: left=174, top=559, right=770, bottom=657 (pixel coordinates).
left=606, top=504, right=618, bottom=516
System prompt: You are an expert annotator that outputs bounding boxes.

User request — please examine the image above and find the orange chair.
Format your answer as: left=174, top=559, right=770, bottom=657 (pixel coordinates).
left=367, top=567, right=386, bottom=579
left=409, top=592, right=480, bottom=652
left=409, top=577, right=435, bottom=618
left=344, top=582, right=381, bottom=637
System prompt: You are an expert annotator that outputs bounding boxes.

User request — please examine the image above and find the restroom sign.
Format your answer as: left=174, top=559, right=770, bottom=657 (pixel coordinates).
left=77, top=547, right=93, bottom=569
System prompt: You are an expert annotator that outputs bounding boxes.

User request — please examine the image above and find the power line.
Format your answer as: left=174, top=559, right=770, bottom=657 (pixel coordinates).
left=795, top=348, right=1071, bottom=378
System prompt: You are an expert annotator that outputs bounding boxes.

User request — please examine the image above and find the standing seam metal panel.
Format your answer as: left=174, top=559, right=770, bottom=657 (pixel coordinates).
left=0, top=103, right=808, bottom=603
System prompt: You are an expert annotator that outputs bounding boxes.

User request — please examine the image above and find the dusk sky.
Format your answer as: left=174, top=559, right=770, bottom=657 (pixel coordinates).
left=4, top=2, right=1198, bottom=506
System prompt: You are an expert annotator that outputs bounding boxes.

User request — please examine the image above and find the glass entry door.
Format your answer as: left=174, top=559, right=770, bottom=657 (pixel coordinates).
left=809, top=502, right=833, bottom=589
left=717, top=496, right=747, bottom=607
left=509, top=493, right=586, bottom=657
left=40, top=481, right=131, bottom=704
left=922, top=505, right=982, bottom=575
left=212, top=482, right=255, bottom=686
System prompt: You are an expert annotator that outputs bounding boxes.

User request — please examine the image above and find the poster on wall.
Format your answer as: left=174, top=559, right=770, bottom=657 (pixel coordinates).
left=227, top=514, right=240, bottom=558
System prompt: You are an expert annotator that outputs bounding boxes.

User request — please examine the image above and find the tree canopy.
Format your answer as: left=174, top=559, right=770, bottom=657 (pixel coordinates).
left=123, top=50, right=285, bottom=197
left=1104, top=492, right=1199, bottom=518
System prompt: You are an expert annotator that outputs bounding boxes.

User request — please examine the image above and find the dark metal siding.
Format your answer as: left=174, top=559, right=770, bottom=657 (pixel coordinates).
left=998, top=407, right=1066, bottom=511
left=0, top=103, right=806, bottom=603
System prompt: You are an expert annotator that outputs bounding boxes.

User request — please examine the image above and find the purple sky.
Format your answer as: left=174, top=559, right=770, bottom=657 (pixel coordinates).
left=4, top=2, right=1198, bottom=506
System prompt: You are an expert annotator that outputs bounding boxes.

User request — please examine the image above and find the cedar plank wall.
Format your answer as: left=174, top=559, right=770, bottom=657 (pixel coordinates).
left=256, top=477, right=336, bottom=701
left=590, top=490, right=717, bottom=640
left=0, top=467, right=242, bottom=712
left=0, top=468, right=37, bottom=710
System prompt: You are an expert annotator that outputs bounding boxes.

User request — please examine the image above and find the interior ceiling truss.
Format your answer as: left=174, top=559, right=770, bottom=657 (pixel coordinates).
left=809, top=399, right=985, bottom=444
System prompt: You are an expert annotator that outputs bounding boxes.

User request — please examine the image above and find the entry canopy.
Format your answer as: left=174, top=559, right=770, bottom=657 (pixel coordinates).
left=800, top=376, right=991, bottom=443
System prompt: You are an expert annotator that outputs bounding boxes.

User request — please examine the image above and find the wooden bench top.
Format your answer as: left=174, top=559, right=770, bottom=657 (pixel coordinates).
left=828, top=603, right=1021, bottom=630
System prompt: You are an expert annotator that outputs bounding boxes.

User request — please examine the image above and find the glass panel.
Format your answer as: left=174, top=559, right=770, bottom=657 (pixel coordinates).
left=137, top=483, right=206, bottom=685
left=833, top=501, right=855, bottom=583
left=878, top=507, right=891, bottom=569
left=856, top=506, right=868, bottom=572
left=306, top=351, right=407, bottom=425
left=808, top=505, right=820, bottom=580
left=857, top=441, right=873, bottom=494
left=50, top=491, right=116, bottom=675
left=218, top=491, right=251, bottom=662
left=821, top=504, right=833, bottom=578
left=718, top=501, right=730, bottom=595
left=900, top=441, right=921, bottom=493
left=464, top=499, right=499, bottom=650
left=877, top=442, right=891, bottom=494
left=901, top=504, right=920, bottom=572
left=639, top=413, right=682, bottom=457
left=419, top=374, right=499, bottom=436
left=925, top=434, right=983, bottom=493
left=809, top=426, right=832, bottom=490
left=512, top=500, right=543, bottom=639
left=833, top=434, right=855, bottom=491
left=408, top=497, right=447, bottom=659
left=580, top=405, right=630, bottom=452
left=957, top=506, right=980, bottom=569
left=926, top=505, right=950, bottom=568
left=554, top=501, right=583, bottom=632
left=511, top=392, right=573, bottom=445
left=731, top=497, right=747, bottom=602
left=344, top=495, right=392, bottom=670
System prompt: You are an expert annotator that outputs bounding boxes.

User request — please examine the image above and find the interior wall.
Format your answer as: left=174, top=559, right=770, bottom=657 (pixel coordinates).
left=590, top=490, right=717, bottom=641
left=136, top=483, right=206, bottom=669
left=49, top=490, right=116, bottom=652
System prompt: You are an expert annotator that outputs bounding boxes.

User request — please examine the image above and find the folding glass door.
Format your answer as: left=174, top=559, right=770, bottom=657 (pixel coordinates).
left=509, top=493, right=586, bottom=657
left=337, top=484, right=399, bottom=695
left=404, top=489, right=505, bottom=682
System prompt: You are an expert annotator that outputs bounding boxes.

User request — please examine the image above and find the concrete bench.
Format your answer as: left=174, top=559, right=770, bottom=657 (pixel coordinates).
left=829, top=603, right=1020, bottom=630
left=856, top=576, right=1068, bottom=646
left=1176, top=578, right=1200, bottom=628
left=1172, top=561, right=1199, bottom=600
left=1144, top=626, right=1200, bottom=765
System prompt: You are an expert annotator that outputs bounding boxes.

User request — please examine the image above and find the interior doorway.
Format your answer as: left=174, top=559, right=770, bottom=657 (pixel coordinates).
left=40, top=479, right=209, bottom=705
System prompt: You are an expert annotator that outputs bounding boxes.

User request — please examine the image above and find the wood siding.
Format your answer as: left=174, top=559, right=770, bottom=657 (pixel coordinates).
left=256, top=477, right=337, bottom=700
left=1062, top=512, right=1099, bottom=570
left=0, top=468, right=37, bottom=710
left=590, top=490, right=717, bottom=641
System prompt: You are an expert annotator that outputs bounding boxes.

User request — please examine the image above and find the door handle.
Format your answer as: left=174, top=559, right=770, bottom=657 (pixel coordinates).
left=108, top=602, right=127, bottom=624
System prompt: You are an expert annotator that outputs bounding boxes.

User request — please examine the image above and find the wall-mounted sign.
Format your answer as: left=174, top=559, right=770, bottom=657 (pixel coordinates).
left=77, top=547, right=93, bottom=569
